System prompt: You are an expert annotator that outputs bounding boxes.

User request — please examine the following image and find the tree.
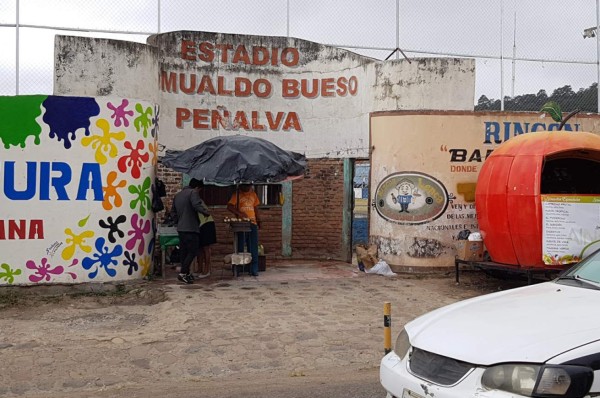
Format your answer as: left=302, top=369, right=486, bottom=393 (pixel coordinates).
left=476, top=83, right=597, bottom=112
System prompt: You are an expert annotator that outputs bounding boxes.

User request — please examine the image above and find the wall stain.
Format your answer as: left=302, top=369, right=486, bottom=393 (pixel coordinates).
left=372, top=236, right=402, bottom=256
left=407, top=237, right=445, bottom=258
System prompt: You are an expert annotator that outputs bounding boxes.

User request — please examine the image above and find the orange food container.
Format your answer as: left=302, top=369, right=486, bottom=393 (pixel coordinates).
left=475, top=131, right=600, bottom=267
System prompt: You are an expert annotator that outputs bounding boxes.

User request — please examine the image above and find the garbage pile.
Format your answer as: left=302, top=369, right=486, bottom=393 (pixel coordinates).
left=355, top=244, right=397, bottom=277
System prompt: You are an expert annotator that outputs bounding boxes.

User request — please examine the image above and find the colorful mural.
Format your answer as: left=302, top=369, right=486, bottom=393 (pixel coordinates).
left=369, top=111, right=600, bottom=268
left=374, top=172, right=449, bottom=225
left=0, top=95, right=158, bottom=286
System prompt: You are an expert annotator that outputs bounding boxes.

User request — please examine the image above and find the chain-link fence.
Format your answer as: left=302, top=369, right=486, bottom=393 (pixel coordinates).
left=1, top=0, right=598, bottom=112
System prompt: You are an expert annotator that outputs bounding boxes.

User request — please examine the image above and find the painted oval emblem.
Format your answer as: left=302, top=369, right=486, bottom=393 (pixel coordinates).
left=374, top=172, right=449, bottom=225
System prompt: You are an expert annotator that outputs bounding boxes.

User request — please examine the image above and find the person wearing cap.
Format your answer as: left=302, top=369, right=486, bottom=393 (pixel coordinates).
left=169, top=178, right=211, bottom=284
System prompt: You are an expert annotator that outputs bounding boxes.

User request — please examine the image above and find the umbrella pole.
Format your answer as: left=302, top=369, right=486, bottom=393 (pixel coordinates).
left=236, top=183, right=240, bottom=212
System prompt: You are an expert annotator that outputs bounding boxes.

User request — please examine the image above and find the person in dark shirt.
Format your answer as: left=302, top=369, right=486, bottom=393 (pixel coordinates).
left=170, top=178, right=210, bottom=284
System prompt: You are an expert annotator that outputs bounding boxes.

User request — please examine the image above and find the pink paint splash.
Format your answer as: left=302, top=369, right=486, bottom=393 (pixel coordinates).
left=107, top=99, right=134, bottom=127
left=26, top=258, right=78, bottom=283
left=126, top=214, right=151, bottom=255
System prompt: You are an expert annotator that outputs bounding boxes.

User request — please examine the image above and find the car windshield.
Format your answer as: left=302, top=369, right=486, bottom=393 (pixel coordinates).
left=556, top=249, right=600, bottom=289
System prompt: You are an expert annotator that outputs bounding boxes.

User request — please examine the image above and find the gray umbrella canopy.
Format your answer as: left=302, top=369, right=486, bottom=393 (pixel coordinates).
left=161, top=135, right=307, bottom=185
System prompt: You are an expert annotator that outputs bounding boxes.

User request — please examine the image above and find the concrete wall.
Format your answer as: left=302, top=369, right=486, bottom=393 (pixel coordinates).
left=372, top=58, right=475, bottom=112
left=0, top=95, right=157, bottom=286
left=369, top=111, right=600, bottom=270
left=54, top=31, right=475, bottom=159
left=52, top=31, right=477, bottom=263
left=54, top=36, right=159, bottom=103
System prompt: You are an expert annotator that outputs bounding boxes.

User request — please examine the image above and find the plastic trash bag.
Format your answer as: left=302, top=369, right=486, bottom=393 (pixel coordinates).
left=468, top=232, right=482, bottom=241
left=365, top=260, right=397, bottom=277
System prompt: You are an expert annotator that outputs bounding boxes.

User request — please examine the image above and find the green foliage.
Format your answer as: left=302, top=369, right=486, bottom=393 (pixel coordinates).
left=476, top=83, right=598, bottom=112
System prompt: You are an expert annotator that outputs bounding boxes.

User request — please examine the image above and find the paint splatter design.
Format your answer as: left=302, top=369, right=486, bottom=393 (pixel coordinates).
left=123, top=251, right=139, bottom=275
left=62, top=228, right=95, bottom=260
left=78, top=214, right=91, bottom=228
left=81, top=119, right=126, bottom=164
left=147, top=220, right=156, bottom=255
left=149, top=138, right=158, bottom=167
left=26, top=257, right=78, bottom=282
left=126, top=214, right=151, bottom=256
left=107, top=99, right=134, bottom=127
left=134, top=103, right=153, bottom=138
left=0, top=263, right=22, bottom=284
left=1, top=95, right=156, bottom=286
left=0, top=95, right=46, bottom=149
left=128, top=177, right=152, bottom=216
left=139, top=255, right=151, bottom=277
left=118, top=140, right=149, bottom=179
left=99, top=215, right=126, bottom=243
left=43, top=96, right=100, bottom=149
left=103, top=171, right=127, bottom=210
left=151, top=105, right=159, bottom=138
left=82, top=237, right=123, bottom=278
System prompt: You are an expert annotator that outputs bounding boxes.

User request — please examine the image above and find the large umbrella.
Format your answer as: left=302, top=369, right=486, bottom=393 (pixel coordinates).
left=161, top=135, right=307, bottom=185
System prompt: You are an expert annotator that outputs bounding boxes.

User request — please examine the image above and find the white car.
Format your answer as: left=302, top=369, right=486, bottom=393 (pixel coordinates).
left=380, top=252, right=600, bottom=398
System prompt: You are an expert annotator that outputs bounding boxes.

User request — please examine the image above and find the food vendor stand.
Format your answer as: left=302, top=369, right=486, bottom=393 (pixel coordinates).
left=461, top=130, right=600, bottom=283
left=157, top=221, right=255, bottom=279
left=160, top=135, right=307, bottom=279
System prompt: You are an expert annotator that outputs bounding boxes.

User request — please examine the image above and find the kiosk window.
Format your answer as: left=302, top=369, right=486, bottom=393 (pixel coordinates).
left=201, top=185, right=282, bottom=206
left=542, top=158, right=600, bottom=194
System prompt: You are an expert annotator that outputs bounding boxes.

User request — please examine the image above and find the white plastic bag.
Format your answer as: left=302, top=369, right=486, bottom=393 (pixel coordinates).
left=365, top=260, right=397, bottom=277
left=468, top=232, right=482, bottom=241
left=231, top=253, right=252, bottom=265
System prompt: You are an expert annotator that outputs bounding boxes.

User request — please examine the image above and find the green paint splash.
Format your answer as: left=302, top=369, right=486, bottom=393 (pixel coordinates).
left=78, top=214, right=91, bottom=228
left=0, top=95, right=47, bottom=149
left=0, top=263, right=22, bottom=284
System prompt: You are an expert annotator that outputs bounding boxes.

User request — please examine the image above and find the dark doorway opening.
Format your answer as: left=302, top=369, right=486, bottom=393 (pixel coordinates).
left=352, top=161, right=369, bottom=248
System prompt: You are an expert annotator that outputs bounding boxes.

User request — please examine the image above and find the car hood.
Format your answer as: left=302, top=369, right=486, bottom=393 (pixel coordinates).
left=406, top=281, right=600, bottom=365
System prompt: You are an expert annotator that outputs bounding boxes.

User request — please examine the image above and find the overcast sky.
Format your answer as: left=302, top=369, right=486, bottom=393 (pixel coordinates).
left=0, top=0, right=598, bottom=102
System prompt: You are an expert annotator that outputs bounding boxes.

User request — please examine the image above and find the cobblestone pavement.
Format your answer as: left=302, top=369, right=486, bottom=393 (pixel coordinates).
left=0, top=260, right=519, bottom=397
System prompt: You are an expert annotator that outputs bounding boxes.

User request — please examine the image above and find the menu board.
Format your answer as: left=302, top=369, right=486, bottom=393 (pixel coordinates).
left=542, top=195, right=600, bottom=265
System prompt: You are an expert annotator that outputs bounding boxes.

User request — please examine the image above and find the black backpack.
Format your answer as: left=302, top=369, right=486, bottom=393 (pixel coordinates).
left=152, top=178, right=166, bottom=213
left=156, top=178, right=167, bottom=197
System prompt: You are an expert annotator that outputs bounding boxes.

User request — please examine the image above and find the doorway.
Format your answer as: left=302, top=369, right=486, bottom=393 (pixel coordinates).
left=352, top=161, right=370, bottom=248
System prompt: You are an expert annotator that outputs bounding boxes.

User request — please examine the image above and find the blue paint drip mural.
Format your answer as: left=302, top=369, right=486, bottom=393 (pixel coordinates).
left=43, top=96, right=101, bottom=149
left=0, top=95, right=159, bottom=286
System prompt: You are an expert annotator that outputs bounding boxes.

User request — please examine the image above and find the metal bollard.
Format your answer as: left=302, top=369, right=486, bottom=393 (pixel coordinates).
left=384, top=302, right=391, bottom=354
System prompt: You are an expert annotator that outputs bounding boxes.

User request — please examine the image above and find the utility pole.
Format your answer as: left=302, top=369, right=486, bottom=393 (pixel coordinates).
left=511, top=10, right=516, bottom=98
left=582, top=0, right=599, bottom=112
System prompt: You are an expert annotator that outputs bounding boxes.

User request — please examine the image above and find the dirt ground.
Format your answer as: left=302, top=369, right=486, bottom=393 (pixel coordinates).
left=0, top=264, right=529, bottom=398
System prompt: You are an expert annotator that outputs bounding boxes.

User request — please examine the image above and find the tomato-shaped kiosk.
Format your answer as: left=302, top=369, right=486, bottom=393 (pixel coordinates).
left=475, top=131, right=600, bottom=267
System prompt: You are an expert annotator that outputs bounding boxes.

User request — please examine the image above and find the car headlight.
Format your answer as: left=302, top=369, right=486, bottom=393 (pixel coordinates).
left=393, top=328, right=411, bottom=359
left=482, top=364, right=593, bottom=397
